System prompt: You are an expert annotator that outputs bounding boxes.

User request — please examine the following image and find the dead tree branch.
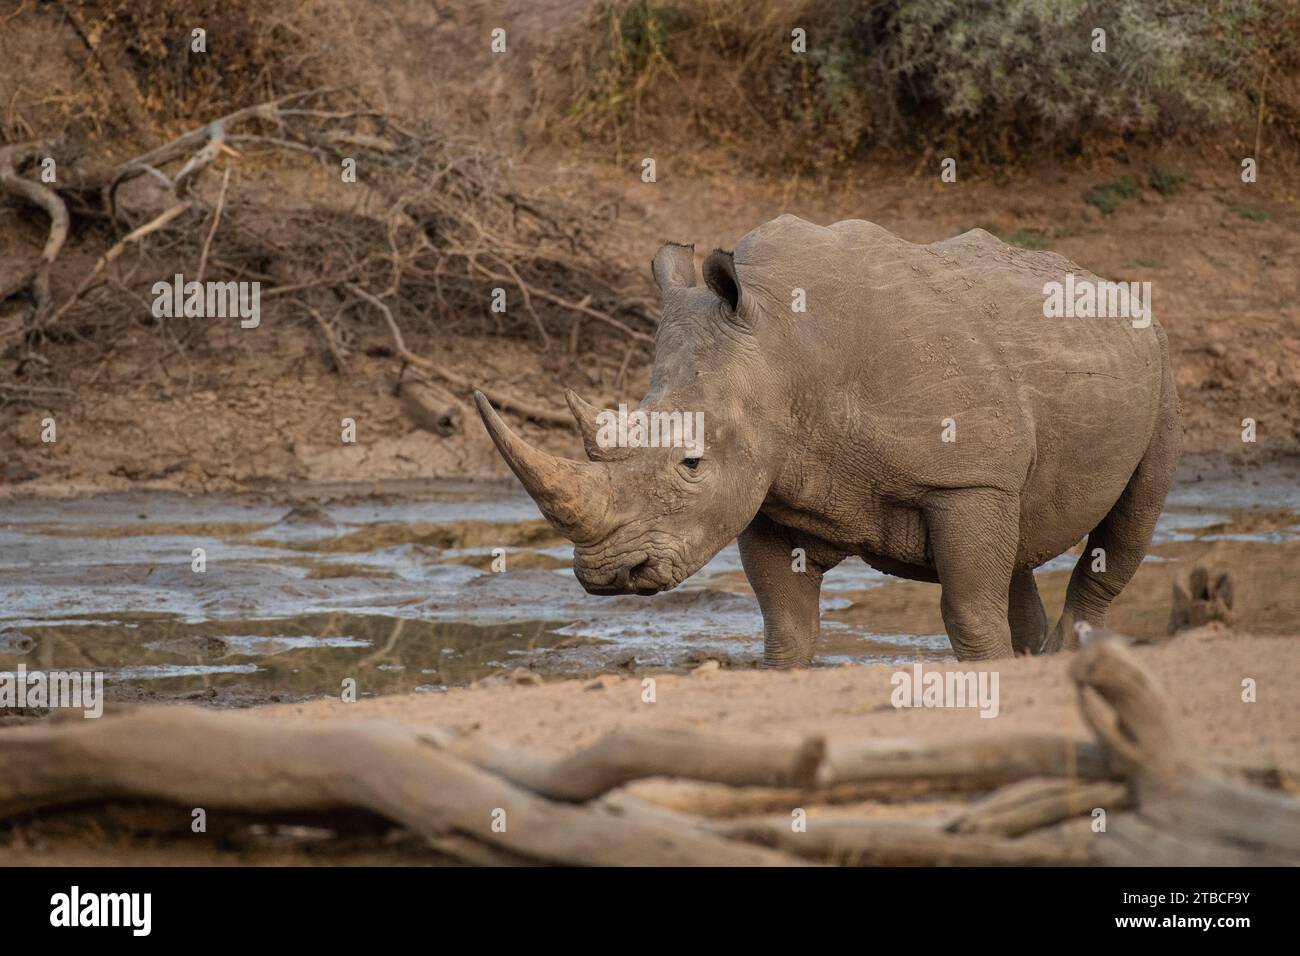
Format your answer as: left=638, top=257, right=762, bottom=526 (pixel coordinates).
left=347, top=282, right=572, bottom=426
left=2, top=89, right=656, bottom=409
left=417, top=726, right=826, bottom=802
left=0, top=142, right=69, bottom=323
left=0, top=709, right=803, bottom=866
left=1072, top=642, right=1300, bottom=865
left=0, top=642, right=1294, bottom=866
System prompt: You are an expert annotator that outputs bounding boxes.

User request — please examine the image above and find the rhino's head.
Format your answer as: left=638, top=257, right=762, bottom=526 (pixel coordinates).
left=475, top=241, right=787, bottom=595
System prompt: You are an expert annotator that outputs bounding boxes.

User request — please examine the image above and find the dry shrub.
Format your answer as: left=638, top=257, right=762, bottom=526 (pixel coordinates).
left=54, top=0, right=377, bottom=138
left=147, top=111, right=650, bottom=350
left=532, top=0, right=1300, bottom=170
left=0, top=2, right=656, bottom=411
left=0, top=90, right=653, bottom=405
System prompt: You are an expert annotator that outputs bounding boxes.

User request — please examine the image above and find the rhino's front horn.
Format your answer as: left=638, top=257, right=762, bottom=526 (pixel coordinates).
left=473, top=391, right=612, bottom=542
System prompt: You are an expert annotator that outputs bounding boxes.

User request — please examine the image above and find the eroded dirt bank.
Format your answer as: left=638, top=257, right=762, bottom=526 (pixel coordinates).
left=3, top=152, right=1298, bottom=496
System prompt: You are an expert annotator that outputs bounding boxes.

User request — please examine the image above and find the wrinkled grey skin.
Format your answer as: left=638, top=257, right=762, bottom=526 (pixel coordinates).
left=476, top=215, right=1181, bottom=665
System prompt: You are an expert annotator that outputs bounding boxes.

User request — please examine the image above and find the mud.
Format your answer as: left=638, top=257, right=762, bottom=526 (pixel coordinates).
left=1, top=458, right=1296, bottom=710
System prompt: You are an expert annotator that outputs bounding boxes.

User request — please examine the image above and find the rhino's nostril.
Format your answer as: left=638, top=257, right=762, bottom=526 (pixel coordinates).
left=627, top=557, right=653, bottom=582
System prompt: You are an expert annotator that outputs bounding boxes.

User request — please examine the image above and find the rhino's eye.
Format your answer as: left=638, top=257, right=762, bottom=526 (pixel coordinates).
left=682, top=457, right=701, bottom=470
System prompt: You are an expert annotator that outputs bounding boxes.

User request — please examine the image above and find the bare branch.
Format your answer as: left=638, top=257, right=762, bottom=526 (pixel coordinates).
left=0, top=142, right=70, bottom=322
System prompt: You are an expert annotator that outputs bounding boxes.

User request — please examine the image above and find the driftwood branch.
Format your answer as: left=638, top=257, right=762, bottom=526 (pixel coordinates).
left=417, top=726, right=825, bottom=802
left=712, top=815, right=1094, bottom=866
left=0, top=642, right=1294, bottom=866
left=1071, top=642, right=1300, bottom=865
left=819, top=734, right=1112, bottom=789
left=0, top=709, right=803, bottom=866
left=944, top=777, right=1131, bottom=837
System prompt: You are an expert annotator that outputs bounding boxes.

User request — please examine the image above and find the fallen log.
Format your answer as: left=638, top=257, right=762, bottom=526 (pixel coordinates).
left=819, top=733, right=1113, bottom=789
left=417, top=725, right=825, bottom=802
left=944, top=777, right=1131, bottom=837
left=0, top=642, right=1294, bottom=867
left=712, top=814, right=1093, bottom=866
left=0, top=708, right=804, bottom=866
left=1071, top=642, right=1300, bottom=865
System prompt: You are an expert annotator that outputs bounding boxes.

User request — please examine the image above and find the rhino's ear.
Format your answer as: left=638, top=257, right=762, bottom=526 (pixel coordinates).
left=702, top=248, right=741, bottom=313
left=651, top=242, right=696, bottom=292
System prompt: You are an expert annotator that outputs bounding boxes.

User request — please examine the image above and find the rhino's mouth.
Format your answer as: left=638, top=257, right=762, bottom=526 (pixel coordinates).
left=574, top=545, right=689, bottom=596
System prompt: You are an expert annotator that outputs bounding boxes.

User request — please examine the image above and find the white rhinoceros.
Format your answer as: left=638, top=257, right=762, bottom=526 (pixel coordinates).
left=476, top=215, right=1181, bottom=664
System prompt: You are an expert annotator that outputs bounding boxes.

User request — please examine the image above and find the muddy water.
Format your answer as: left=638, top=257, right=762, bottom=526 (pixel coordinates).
left=1, top=463, right=1296, bottom=707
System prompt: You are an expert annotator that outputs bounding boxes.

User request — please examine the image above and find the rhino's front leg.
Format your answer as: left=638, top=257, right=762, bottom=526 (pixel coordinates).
left=738, top=512, right=842, bottom=668
left=924, top=489, right=1019, bottom=661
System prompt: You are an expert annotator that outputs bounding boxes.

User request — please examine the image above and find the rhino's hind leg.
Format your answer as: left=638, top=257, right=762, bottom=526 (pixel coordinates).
left=1008, top=569, right=1048, bottom=655
left=1048, top=461, right=1175, bottom=651
left=738, top=512, right=843, bottom=668
left=925, top=489, right=1020, bottom=661
left=1048, top=366, right=1181, bottom=652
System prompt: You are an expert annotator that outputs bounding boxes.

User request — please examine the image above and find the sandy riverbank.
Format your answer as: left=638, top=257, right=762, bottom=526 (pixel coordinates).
left=2, top=627, right=1294, bottom=865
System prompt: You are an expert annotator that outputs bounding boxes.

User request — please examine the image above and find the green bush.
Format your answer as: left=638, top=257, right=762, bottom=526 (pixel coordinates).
left=1084, top=176, right=1141, bottom=214
left=541, top=0, right=1298, bottom=167
left=1148, top=165, right=1187, bottom=195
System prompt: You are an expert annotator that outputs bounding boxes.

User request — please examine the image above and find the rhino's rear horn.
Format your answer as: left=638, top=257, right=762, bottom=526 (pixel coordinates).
left=565, top=388, right=630, bottom=462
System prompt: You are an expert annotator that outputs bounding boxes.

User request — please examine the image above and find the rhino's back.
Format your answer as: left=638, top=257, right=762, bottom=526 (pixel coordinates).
left=739, top=215, right=1171, bottom=565
left=739, top=214, right=1166, bottom=442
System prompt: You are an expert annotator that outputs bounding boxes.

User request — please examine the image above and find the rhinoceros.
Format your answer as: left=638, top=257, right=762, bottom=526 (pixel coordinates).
left=474, top=214, right=1181, bottom=664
